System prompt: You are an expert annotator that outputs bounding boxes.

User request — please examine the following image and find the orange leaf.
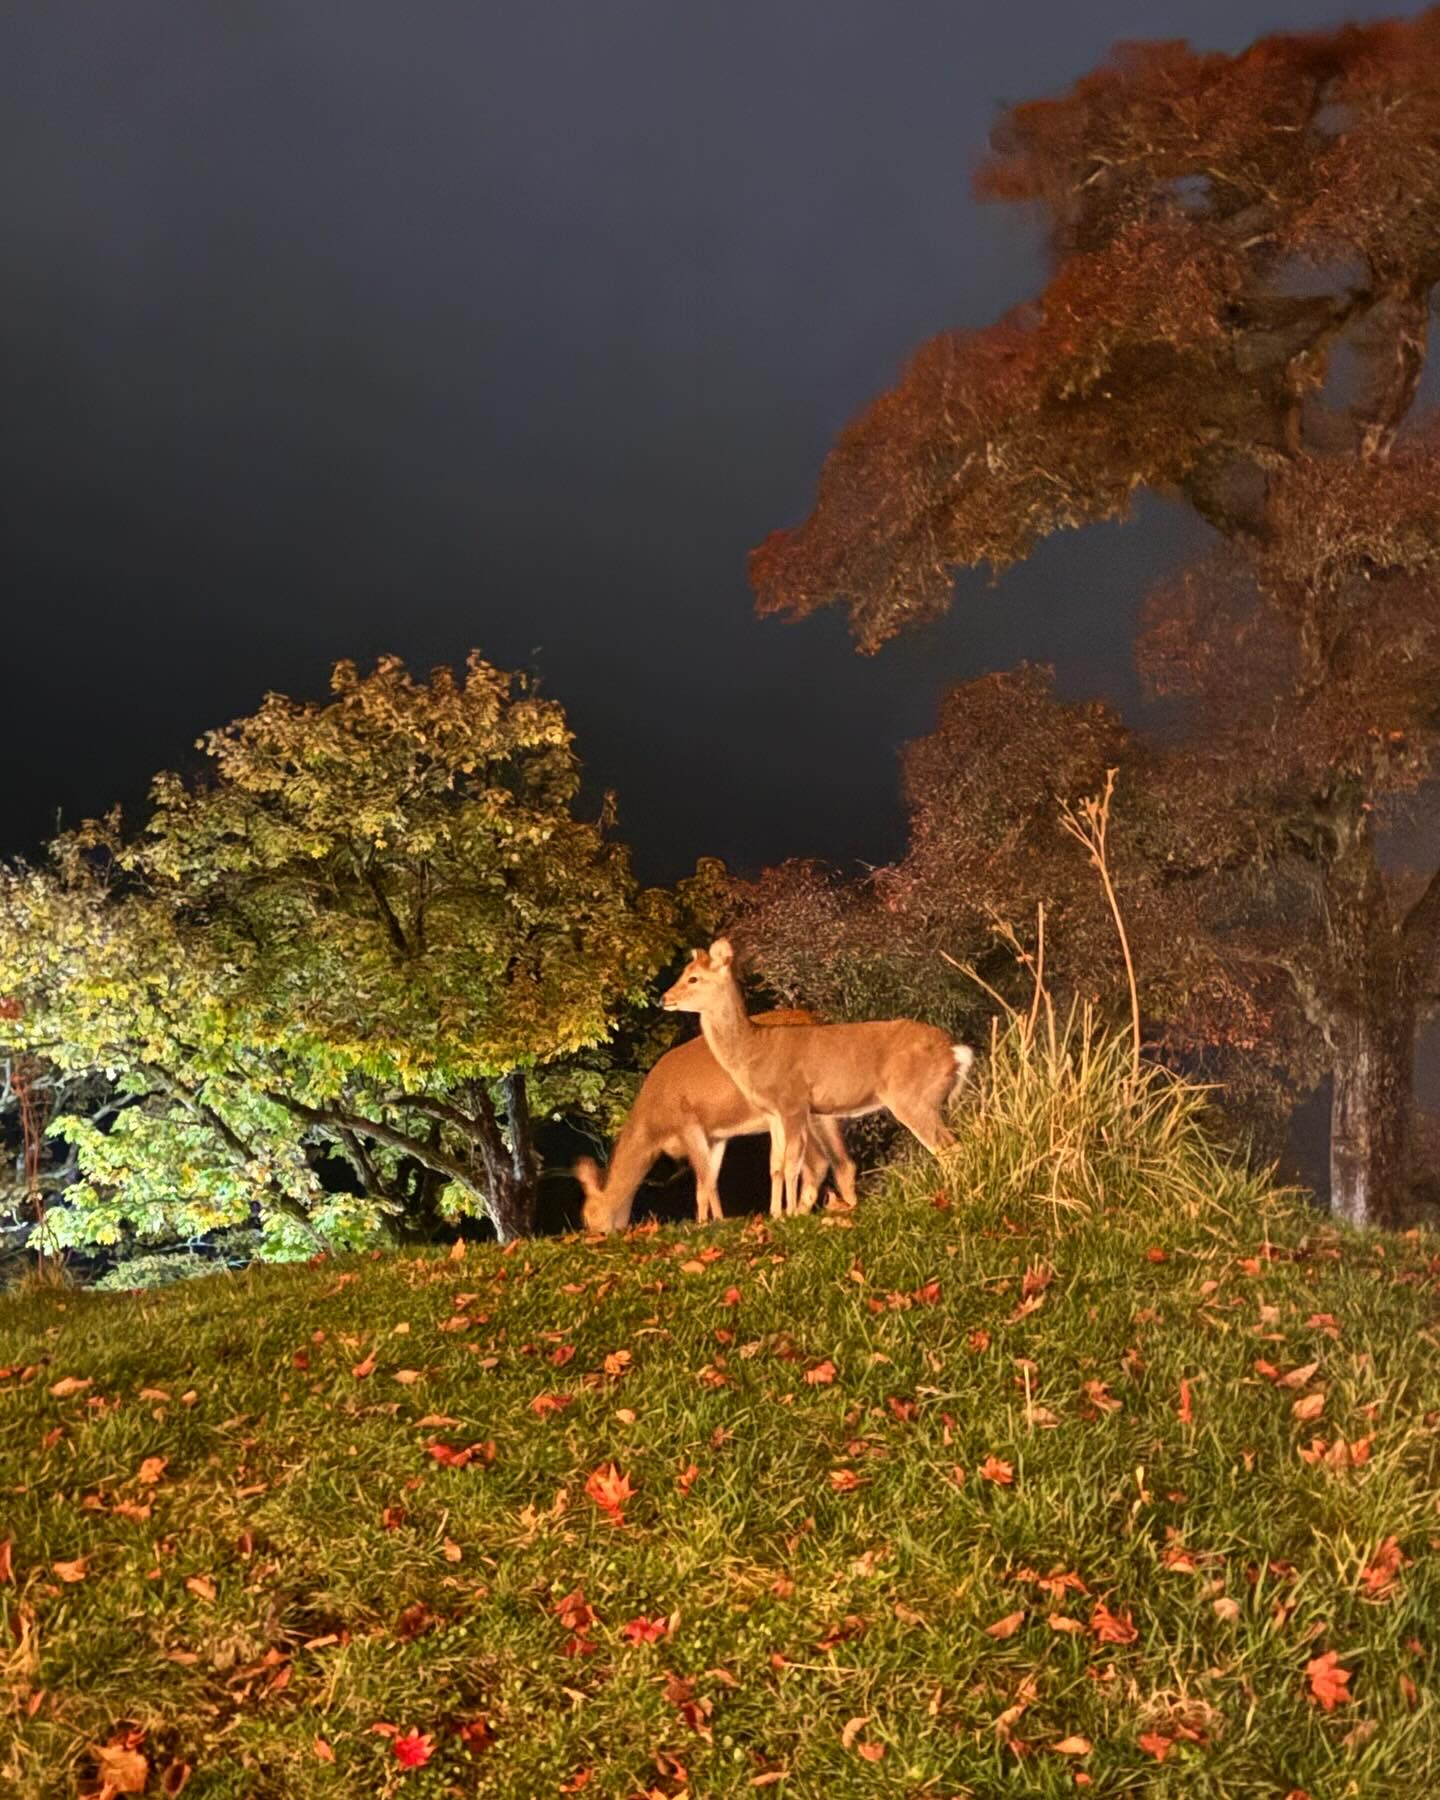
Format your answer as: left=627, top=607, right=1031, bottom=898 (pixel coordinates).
left=313, top=1737, right=335, bottom=1763
left=585, top=1462, right=634, bottom=1522
left=677, top=1463, right=700, bottom=1495
left=1048, top=1614, right=1084, bottom=1633
left=392, top=1369, right=422, bottom=1385
left=979, top=1456, right=1014, bottom=1485
left=621, top=1615, right=668, bottom=1644
left=603, top=1350, right=632, bottom=1377
left=52, top=1557, right=88, bottom=1583
left=393, top=1729, right=434, bottom=1768
left=136, top=1456, right=168, bottom=1485
left=49, top=1376, right=92, bottom=1397
left=1292, top=1392, right=1326, bottom=1422
left=829, top=1468, right=863, bottom=1493
left=1053, top=1736, right=1092, bottom=1756
left=1277, top=1361, right=1321, bottom=1390
left=185, top=1575, right=216, bottom=1602
left=351, top=1351, right=377, bottom=1379
left=1089, top=1601, right=1138, bottom=1645
left=94, top=1743, right=149, bottom=1795
left=0, top=1540, right=12, bottom=1584
left=984, top=1610, right=1026, bottom=1639
left=805, top=1361, right=837, bottom=1386
left=856, top=1741, right=885, bottom=1762
left=1177, top=1379, right=1193, bottom=1425
left=1306, top=1649, right=1352, bottom=1711
left=1138, top=1732, right=1174, bottom=1762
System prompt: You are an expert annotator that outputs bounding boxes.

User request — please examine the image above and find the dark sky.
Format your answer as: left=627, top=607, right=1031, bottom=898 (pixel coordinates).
left=2, top=0, right=1424, bottom=886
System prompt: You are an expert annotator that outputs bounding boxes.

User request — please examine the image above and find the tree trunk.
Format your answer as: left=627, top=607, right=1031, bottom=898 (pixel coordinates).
left=471, top=1074, right=539, bottom=1243
left=1329, top=1003, right=1413, bottom=1230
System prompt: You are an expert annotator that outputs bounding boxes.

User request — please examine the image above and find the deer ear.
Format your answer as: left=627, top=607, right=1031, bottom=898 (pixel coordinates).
left=709, top=937, right=734, bottom=968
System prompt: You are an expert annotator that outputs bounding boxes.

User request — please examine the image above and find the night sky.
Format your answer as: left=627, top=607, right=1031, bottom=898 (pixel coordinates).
left=2, top=0, right=1424, bottom=887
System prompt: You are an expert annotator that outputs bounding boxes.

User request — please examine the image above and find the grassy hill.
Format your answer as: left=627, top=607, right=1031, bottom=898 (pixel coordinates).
left=3, top=1044, right=1439, bottom=1797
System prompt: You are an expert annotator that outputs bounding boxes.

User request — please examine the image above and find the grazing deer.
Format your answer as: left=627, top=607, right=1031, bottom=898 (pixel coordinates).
left=576, top=1010, right=856, bottom=1233
left=661, top=939, right=974, bottom=1217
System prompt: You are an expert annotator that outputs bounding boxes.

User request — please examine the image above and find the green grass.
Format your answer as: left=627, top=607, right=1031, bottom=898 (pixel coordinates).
left=3, top=1041, right=1440, bottom=1796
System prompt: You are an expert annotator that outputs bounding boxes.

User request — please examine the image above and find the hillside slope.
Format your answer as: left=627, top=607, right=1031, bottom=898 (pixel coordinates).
left=3, top=1155, right=1439, bottom=1797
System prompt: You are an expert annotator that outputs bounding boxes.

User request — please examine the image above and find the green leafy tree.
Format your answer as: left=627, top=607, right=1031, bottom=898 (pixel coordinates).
left=0, top=654, right=677, bottom=1245
left=750, top=18, right=1440, bottom=1226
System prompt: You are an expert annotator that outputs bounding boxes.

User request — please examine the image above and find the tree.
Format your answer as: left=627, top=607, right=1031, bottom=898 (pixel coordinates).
left=749, top=18, right=1440, bottom=1226
left=0, top=654, right=677, bottom=1245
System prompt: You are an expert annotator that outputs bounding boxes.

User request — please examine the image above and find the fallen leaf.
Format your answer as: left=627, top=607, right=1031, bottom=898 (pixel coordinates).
left=585, top=1462, right=634, bottom=1522
left=1138, top=1732, right=1174, bottom=1762
left=442, top=1537, right=463, bottom=1563
left=94, top=1742, right=149, bottom=1794
left=1292, top=1391, right=1326, bottom=1422
left=136, top=1456, right=168, bottom=1485
left=415, top=1413, right=461, bottom=1428
left=49, top=1376, right=92, bottom=1397
left=856, top=1741, right=885, bottom=1762
left=1277, top=1361, right=1321, bottom=1389
left=984, top=1610, right=1026, bottom=1639
left=805, top=1360, right=837, bottom=1386
left=1089, top=1601, right=1138, bottom=1645
left=185, top=1575, right=216, bottom=1602
left=676, top=1462, right=699, bottom=1494
left=0, top=1541, right=11, bottom=1583
left=979, top=1456, right=1014, bottom=1485
left=313, top=1738, right=335, bottom=1763
left=622, top=1615, right=669, bottom=1644
left=1053, top=1736, right=1092, bottom=1756
left=1048, top=1614, right=1084, bottom=1633
left=1361, top=1537, right=1408, bottom=1600
left=1213, top=1596, right=1241, bottom=1622
left=1306, top=1649, right=1353, bottom=1711
left=392, top=1369, right=422, bottom=1385
left=829, top=1468, right=864, bottom=1492
left=393, top=1729, right=434, bottom=1768
left=1177, top=1379, right=1193, bottom=1425
left=52, top=1557, right=88, bottom=1583
left=161, top=1758, right=192, bottom=1795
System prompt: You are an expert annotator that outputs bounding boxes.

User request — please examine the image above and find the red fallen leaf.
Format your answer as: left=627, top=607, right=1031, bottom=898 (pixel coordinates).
left=1144, top=1247, right=1167, bottom=1263
left=136, top=1455, right=168, bottom=1485
left=558, top=1770, right=593, bottom=1793
left=1306, top=1650, right=1353, bottom=1711
left=185, top=1574, right=216, bottom=1602
left=549, top=1344, right=576, bottom=1368
left=967, top=1329, right=991, bottom=1353
left=426, top=1439, right=496, bottom=1470
left=393, top=1729, right=434, bottom=1768
left=979, top=1456, right=1014, bottom=1485
left=887, top=1396, right=917, bottom=1422
left=455, top=1716, right=494, bottom=1751
left=1138, top=1732, right=1174, bottom=1762
left=984, top=1610, right=1026, bottom=1639
left=677, top=1463, right=700, bottom=1494
left=1361, top=1537, right=1408, bottom=1600
left=585, top=1462, right=634, bottom=1522
left=1089, top=1601, right=1138, bottom=1645
left=1022, top=1262, right=1053, bottom=1300
left=0, top=1540, right=11, bottom=1584
left=805, top=1361, right=837, bottom=1386
left=622, top=1615, right=669, bottom=1644
left=722, top=1286, right=742, bottom=1306
left=912, top=1279, right=942, bottom=1305
left=554, top=1588, right=597, bottom=1635
left=530, top=1392, right=574, bottom=1417
left=381, top=1506, right=409, bottom=1531
left=856, top=1741, right=885, bottom=1762
left=829, top=1468, right=864, bottom=1492
left=52, top=1557, right=88, bottom=1583
left=1177, top=1379, right=1193, bottom=1425
left=313, top=1737, right=335, bottom=1762
left=351, top=1351, right=377, bottom=1379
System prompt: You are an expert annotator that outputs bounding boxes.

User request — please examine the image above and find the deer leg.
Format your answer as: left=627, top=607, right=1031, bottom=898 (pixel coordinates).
left=679, top=1119, right=724, bottom=1226
left=797, top=1131, right=827, bottom=1214
left=811, top=1115, right=856, bottom=1209
left=766, top=1119, right=787, bottom=1217
left=781, top=1115, right=808, bottom=1216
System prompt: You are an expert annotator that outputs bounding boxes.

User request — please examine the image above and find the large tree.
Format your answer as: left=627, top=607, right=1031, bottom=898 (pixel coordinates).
left=750, top=17, right=1440, bottom=1227
left=0, top=654, right=677, bottom=1245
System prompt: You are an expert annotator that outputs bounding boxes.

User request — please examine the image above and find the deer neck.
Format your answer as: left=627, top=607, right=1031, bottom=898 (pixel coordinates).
left=698, top=979, right=765, bottom=1099
left=598, top=1107, right=667, bottom=1225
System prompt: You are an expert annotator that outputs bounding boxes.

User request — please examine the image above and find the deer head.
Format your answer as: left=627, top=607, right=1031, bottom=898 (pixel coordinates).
left=661, top=938, right=735, bottom=1013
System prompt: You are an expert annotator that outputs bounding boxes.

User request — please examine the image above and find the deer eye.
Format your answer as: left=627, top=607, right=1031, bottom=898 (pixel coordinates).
left=687, top=975, right=699, bottom=983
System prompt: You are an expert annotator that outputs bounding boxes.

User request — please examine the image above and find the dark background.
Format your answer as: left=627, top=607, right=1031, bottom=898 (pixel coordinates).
left=6, top=0, right=1422, bottom=878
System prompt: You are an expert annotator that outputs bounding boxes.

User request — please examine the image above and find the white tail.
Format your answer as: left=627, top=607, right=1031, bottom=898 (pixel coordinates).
left=576, top=1009, right=856, bottom=1233
left=662, top=939, right=975, bottom=1216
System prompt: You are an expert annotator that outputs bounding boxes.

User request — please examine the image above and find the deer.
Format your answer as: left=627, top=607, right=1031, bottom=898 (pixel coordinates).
left=661, top=939, right=975, bottom=1218
left=575, top=1009, right=856, bottom=1234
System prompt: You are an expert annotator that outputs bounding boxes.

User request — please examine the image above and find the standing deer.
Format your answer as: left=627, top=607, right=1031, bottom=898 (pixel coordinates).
left=661, top=939, right=974, bottom=1217
left=576, top=1010, right=855, bottom=1234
